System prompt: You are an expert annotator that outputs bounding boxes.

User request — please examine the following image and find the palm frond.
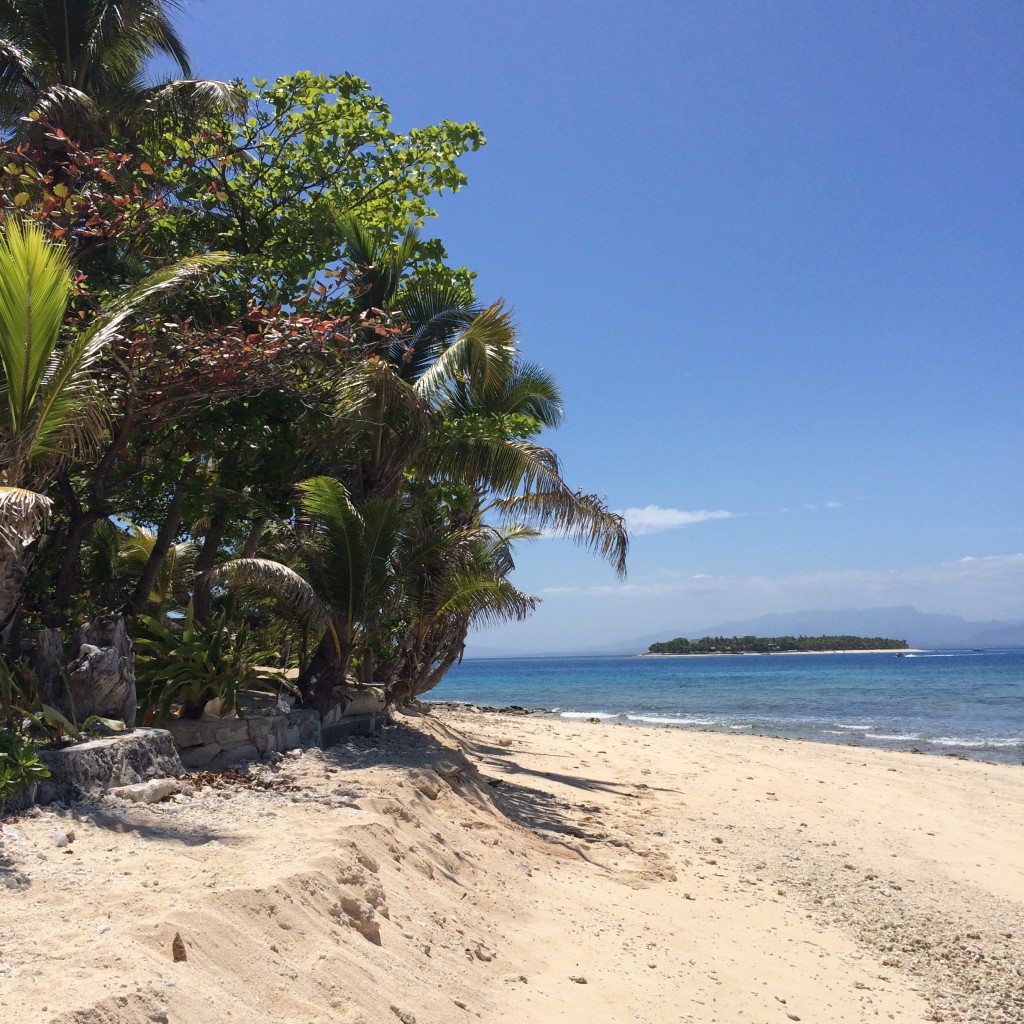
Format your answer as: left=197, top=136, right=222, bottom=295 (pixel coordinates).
left=336, top=214, right=419, bottom=315
left=415, top=300, right=517, bottom=406
left=208, top=557, right=330, bottom=633
left=492, top=489, right=629, bottom=579
left=0, top=217, right=72, bottom=436
left=482, top=360, right=564, bottom=427
left=0, top=485, right=50, bottom=550
left=138, top=77, right=247, bottom=121
left=432, top=574, right=538, bottom=630
left=392, top=278, right=479, bottom=381
left=424, top=433, right=564, bottom=497
left=83, top=251, right=232, bottom=346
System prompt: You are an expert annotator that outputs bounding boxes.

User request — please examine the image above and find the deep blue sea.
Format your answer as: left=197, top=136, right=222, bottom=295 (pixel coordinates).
left=430, top=649, right=1024, bottom=765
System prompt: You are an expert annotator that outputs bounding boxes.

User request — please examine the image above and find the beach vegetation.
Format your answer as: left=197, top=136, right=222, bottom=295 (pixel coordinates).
left=0, top=0, right=244, bottom=146
left=134, top=601, right=292, bottom=721
left=0, top=1, right=627, bottom=765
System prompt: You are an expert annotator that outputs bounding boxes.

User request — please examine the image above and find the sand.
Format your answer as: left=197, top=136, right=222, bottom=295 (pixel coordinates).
left=1, top=709, right=1021, bottom=1024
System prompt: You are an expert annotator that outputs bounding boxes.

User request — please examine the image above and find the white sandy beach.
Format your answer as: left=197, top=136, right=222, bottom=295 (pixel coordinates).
left=1, top=709, right=1021, bottom=1024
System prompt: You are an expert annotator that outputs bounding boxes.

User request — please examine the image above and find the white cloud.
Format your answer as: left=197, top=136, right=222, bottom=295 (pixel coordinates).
left=619, top=505, right=734, bottom=536
left=825, top=501, right=842, bottom=509
left=538, top=553, right=1024, bottom=623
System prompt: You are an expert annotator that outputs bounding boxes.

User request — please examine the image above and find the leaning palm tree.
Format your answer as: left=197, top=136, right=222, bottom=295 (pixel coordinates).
left=0, top=216, right=227, bottom=638
left=0, top=0, right=243, bottom=143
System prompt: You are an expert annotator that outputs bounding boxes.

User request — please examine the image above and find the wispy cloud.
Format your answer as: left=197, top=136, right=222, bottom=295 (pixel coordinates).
left=619, top=505, right=734, bottom=536
left=538, top=553, right=1024, bottom=623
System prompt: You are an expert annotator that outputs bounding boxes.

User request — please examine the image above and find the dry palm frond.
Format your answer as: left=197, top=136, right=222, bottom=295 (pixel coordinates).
left=0, top=485, right=51, bottom=551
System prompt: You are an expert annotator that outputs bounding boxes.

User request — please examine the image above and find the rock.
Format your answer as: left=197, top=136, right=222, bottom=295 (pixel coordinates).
left=389, top=1007, right=416, bottom=1024
left=38, top=729, right=184, bottom=804
left=409, top=772, right=440, bottom=800
left=570, top=975, right=587, bottom=984
left=49, top=829, right=69, bottom=848
left=339, top=896, right=381, bottom=944
left=66, top=615, right=137, bottom=729
left=107, top=779, right=185, bottom=804
left=178, top=743, right=223, bottom=770
left=171, top=933, right=187, bottom=962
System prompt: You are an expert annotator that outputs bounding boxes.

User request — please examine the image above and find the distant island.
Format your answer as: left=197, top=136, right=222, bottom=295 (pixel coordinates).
left=645, top=635, right=910, bottom=655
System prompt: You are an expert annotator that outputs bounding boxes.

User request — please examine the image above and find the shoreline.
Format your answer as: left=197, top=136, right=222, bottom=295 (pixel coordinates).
left=1, top=714, right=1021, bottom=1024
left=428, top=700, right=1023, bottom=766
left=639, top=648, right=925, bottom=657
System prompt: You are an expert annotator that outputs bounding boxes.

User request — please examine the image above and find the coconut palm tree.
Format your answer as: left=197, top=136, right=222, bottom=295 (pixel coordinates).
left=0, top=0, right=243, bottom=143
left=0, top=216, right=226, bottom=638
left=210, top=298, right=626, bottom=710
left=210, top=476, right=411, bottom=713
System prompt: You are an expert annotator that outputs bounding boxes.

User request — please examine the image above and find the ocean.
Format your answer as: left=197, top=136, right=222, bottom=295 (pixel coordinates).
left=430, top=649, right=1024, bottom=765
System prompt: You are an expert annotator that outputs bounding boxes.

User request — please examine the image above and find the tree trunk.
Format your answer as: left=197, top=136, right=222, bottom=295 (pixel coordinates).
left=123, top=459, right=197, bottom=616
left=0, top=546, right=29, bottom=648
left=191, top=510, right=229, bottom=625
left=297, top=629, right=349, bottom=717
left=49, top=509, right=103, bottom=624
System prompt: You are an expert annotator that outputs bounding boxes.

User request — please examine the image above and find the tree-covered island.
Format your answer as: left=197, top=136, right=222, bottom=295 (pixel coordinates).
left=646, top=635, right=909, bottom=655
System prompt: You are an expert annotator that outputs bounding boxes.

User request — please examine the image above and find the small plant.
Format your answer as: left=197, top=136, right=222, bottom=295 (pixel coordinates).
left=134, top=602, right=296, bottom=722
left=1, top=657, right=125, bottom=746
left=0, top=730, right=51, bottom=808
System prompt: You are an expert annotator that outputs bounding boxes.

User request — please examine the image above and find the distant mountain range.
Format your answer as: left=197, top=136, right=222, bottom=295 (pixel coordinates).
left=464, top=605, right=1024, bottom=658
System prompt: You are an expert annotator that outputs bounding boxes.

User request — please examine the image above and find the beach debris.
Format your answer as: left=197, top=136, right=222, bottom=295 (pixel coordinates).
left=389, top=1006, right=416, bottom=1024
left=787, top=1015, right=801, bottom=1022
left=570, top=975, right=588, bottom=984
left=171, top=933, right=187, bottom=962
left=453, top=999, right=469, bottom=1010
left=498, top=737, right=513, bottom=747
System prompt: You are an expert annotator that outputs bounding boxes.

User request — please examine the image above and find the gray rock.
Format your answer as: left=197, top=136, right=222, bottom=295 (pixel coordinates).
left=106, top=779, right=185, bottom=804
left=38, top=729, right=183, bottom=804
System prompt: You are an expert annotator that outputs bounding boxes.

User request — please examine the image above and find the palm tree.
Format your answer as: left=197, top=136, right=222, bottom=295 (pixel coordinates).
left=210, top=299, right=626, bottom=710
left=0, top=216, right=226, bottom=638
left=0, top=0, right=243, bottom=144
left=210, top=476, right=411, bottom=713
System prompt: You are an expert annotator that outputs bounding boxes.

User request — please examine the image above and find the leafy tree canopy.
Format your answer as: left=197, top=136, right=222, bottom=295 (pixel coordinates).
left=146, top=72, right=485, bottom=302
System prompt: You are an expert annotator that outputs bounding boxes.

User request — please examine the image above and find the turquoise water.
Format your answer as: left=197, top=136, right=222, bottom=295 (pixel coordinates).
left=430, top=649, right=1024, bottom=764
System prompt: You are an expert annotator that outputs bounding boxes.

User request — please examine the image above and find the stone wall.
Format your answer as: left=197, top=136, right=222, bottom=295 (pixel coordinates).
left=3, top=689, right=389, bottom=814
left=167, top=701, right=323, bottom=771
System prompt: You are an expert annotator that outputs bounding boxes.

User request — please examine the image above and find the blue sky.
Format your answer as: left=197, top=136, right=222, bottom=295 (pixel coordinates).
left=180, top=1, right=1023, bottom=651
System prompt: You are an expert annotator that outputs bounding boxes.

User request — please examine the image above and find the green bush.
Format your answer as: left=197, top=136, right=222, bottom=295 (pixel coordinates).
left=0, top=730, right=50, bottom=809
left=135, top=603, right=296, bottom=722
